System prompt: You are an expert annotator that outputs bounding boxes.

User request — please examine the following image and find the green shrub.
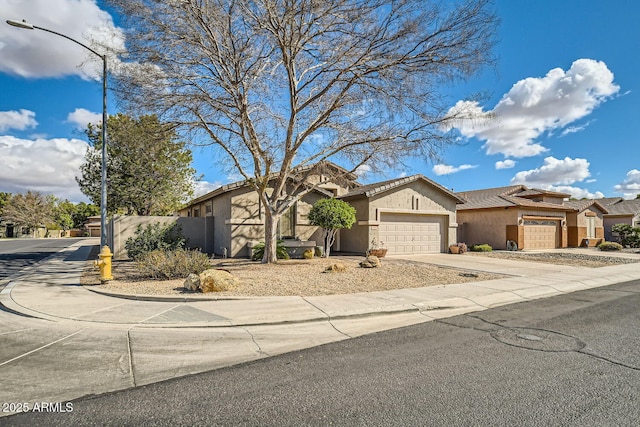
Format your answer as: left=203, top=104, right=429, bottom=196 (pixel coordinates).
left=470, top=244, right=493, bottom=252
left=611, top=224, right=640, bottom=248
left=251, top=240, right=290, bottom=261
left=135, top=249, right=211, bottom=279
left=597, top=241, right=623, bottom=251
left=125, top=222, right=186, bottom=260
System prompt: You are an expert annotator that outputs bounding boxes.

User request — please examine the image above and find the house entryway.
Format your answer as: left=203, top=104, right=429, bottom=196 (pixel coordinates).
left=379, top=213, right=444, bottom=254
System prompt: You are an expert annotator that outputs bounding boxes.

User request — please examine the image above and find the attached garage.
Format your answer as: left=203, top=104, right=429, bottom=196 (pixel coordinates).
left=379, top=213, right=445, bottom=254
left=337, top=175, right=462, bottom=255
left=523, top=219, right=559, bottom=249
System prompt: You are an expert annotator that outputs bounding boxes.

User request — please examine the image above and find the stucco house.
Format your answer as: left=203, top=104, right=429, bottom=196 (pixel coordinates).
left=456, top=185, right=607, bottom=250
left=563, top=199, right=608, bottom=247
left=337, top=175, right=463, bottom=255
left=600, top=198, right=640, bottom=241
left=179, top=166, right=461, bottom=257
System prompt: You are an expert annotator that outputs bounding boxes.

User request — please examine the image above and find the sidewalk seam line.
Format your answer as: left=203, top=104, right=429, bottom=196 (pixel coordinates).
left=0, top=329, right=84, bottom=367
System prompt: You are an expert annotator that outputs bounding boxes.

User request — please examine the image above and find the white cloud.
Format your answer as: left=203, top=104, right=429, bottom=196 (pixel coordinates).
left=446, top=59, right=619, bottom=158
left=511, top=156, right=591, bottom=186
left=193, top=180, right=222, bottom=198
left=495, top=159, right=516, bottom=170
left=67, top=108, right=102, bottom=129
left=354, top=164, right=371, bottom=177
left=0, top=0, right=125, bottom=80
left=614, top=169, right=640, bottom=199
left=542, top=185, right=605, bottom=200
left=0, top=135, right=89, bottom=201
left=0, top=109, right=38, bottom=132
left=432, top=164, right=477, bottom=176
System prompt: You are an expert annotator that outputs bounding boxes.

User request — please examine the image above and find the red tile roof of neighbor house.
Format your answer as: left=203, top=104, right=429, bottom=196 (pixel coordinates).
left=337, top=174, right=465, bottom=203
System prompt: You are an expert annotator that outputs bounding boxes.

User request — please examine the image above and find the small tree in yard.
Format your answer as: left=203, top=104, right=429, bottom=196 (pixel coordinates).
left=611, top=223, right=640, bottom=248
left=309, top=199, right=356, bottom=258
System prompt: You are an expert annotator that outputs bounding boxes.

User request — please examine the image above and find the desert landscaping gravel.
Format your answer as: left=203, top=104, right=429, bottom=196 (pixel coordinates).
left=84, top=250, right=639, bottom=298
left=466, top=250, right=640, bottom=268
left=86, top=257, right=508, bottom=297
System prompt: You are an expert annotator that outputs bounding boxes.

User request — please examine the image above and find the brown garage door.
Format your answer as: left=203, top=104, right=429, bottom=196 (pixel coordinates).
left=379, top=213, right=444, bottom=254
left=523, top=220, right=558, bottom=249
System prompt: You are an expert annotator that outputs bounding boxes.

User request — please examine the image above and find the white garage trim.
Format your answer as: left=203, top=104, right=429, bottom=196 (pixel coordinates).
left=379, top=213, right=446, bottom=255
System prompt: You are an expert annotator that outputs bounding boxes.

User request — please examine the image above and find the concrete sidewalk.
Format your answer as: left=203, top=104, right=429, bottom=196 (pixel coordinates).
left=3, top=239, right=640, bottom=329
left=1, top=239, right=640, bottom=416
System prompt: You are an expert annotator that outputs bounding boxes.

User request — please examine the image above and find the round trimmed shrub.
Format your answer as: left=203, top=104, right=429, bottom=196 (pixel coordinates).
left=597, top=241, right=623, bottom=251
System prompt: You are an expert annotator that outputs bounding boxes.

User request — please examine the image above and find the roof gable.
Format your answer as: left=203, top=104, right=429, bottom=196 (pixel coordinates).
left=338, top=174, right=464, bottom=203
left=563, top=199, right=608, bottom=214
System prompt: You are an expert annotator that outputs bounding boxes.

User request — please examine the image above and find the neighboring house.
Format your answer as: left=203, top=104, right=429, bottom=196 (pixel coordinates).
left=563, top=199, right=608, bottom=247
left=455, top=185, right=600, bottom=250
left=337, top=175, right=463, bottom=255
left=179, top=166, right=462, bottom=257
left=84, top=216, right=102, bottom=237
left=600, top=198, right=640, bottom=241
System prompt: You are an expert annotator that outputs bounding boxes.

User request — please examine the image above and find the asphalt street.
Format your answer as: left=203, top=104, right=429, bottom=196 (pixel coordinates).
left=5, top=279, right=639, bottom=426
left=0, top=238, right=84, bottom=284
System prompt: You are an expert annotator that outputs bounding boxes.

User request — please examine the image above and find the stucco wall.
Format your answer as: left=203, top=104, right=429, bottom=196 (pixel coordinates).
left=339, top=197, right=370, bottom=253
left=603, top=216, right=633, bottom=242
left=458, top=208, right=519, bottom=250
left=108, top=215, right=214, bottom=259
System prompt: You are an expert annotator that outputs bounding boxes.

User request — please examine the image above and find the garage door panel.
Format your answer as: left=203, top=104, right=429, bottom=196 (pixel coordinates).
left=523, top=220, right=558, bottom=249
left=379, top=213, right=445, bottom=255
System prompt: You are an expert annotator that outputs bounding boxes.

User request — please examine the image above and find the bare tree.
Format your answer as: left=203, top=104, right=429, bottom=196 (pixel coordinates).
left=108, top=0, right=498, bottom=262
left=2, top=191, right=54, bottom=237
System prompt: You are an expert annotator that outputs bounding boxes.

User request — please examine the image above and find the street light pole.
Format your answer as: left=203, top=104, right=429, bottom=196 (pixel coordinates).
left=6, top=19, right=111, bottom=268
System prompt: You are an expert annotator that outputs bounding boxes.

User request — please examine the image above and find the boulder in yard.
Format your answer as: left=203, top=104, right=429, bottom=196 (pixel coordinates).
left=199, top=269, right=239, bottom=292
left=183, top=273, right=201, bottom=292
left=324, top=262, right=347, bottom=273
left=359, top=255, right=380, bottom=268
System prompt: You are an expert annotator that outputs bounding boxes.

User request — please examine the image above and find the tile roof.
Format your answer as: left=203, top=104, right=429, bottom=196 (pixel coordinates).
left=604, top=199, right=640, bottom=216
left=337, top=174, right=465, bottom=203
left=598, top=197, right=624, bottom=206
left=184, top=161, right=360, bottom=206
left=456, top=185, right=574, bottom=211
left=563, top=199, right=608, bottom=214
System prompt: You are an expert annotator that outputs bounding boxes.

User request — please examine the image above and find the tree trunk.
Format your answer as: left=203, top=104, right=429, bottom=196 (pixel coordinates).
left=263, top=210, right=280, bottom=264
left=324, top=229, right=336, bottom=258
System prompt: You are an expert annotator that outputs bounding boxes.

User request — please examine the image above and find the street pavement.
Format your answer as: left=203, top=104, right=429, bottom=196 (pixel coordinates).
left=1, top=238, right=639, bottom=417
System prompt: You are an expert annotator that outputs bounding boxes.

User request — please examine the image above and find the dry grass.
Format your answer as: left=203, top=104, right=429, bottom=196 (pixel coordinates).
left=82, top=254, right=507, bottom=297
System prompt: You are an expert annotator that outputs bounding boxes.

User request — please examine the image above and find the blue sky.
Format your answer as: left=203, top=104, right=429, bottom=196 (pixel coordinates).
left=1, top=0, right=638, bottom=203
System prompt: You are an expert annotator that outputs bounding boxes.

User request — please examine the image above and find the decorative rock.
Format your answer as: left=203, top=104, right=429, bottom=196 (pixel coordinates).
left=183, top=273, right=201, bottom=292
left=359, top=255, right=381, bottom=268
left=324, top=262, right=347, bottom=273
left=199, top=269, right=239, bottom=293
left=303, top=248, right=315, bottom=259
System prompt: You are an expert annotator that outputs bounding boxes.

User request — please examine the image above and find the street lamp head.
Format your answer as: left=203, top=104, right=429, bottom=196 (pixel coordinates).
left=6, top=19, right=35, bottom=30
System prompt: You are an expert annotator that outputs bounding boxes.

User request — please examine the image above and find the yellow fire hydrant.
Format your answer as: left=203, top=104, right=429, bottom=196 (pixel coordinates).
left=95, top=245, right=113, bottom=282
